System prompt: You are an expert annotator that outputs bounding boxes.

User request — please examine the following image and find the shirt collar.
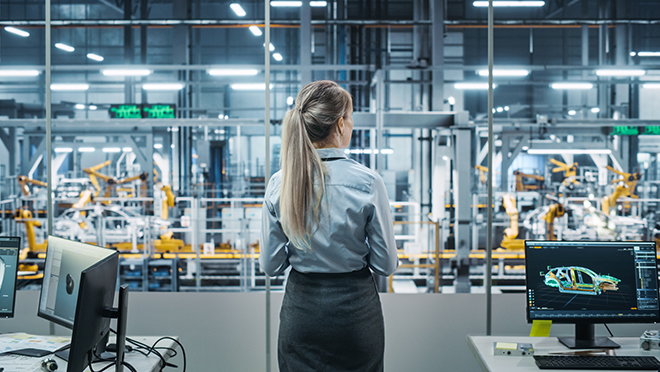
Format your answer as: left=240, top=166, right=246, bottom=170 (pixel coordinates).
left=315, top=147, right=348, bottom=160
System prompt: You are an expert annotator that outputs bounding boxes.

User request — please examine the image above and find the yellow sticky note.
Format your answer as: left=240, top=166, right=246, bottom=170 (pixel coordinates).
left=495, top=342, right=518, bottom=350
left=530, top=320, right=552, bottom=337
left=11, top=334, right=32, bottom=340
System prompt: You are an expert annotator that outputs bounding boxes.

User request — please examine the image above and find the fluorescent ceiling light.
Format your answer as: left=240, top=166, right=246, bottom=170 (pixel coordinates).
left=0, top=70, right=40, bottom=77
left=74, top=104, right=85, bottom=110
left=550, top=82, right=593, bottom=90
left=102, top=69, right=152, bottom=76
left=271, top=1, right=302, bottom=6
left=55, top=43, right=75, bottom=52
left=637, top=51, right=660, bottom=57
left=286, top=96, right=294, bottom=105
left=230, top=3, right=247, bottom=16
left=527, top=149, right=611, bottom=155
left=142, top=83, right=185, bottom=90
left=642, top=83, right=660, bottom=89
left=102, top=147, right=121, bottom=153
left=454, top=82, right=495, bottom=90
left=344, top=148, right=395, bottom=154
left=4, top=27, right=29, bottom=37
left=477, top=69, right=529, bottom=77
left=264, top=43, right=275, bottom=51
left=89, top=105, right=98, bottom=110
left=51, top=83, right=89, bottom=91
left=231, top=83, right=273, bottom=90
left=78, top=147, right=96, bottom=153
left=54, top=148, right=73, bottom=153
left=273, top=53, right=283, bottom=61
left=154, top=144, right=163, bottom=149
left=249, top=26, right=262, bottom=36
left=591, top=107, right=600, bottom=113
left=630, top=52, right=637, bottom=57
left=595, top=69, right=646, bottom=77
left=87, top=53, right=104, bottom=62
left=568, top=110, right=577, bottom=115
left=270, top=1, right=327, bottom=6
left=208, top=69, right=259, bottom=76
left=473, top=1, right=545, bottom=6
left=122, top=147, right=133, bottom=152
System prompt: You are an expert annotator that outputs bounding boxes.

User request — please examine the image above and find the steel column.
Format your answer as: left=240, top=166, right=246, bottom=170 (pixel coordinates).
left=300, top=0, right=312, bottom=85
left=452, top=128, right=472, bottom=293
left=431, top=0, right=444, bottom=110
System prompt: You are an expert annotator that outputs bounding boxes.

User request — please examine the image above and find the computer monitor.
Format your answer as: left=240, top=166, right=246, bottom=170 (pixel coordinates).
left=0, top=237, right=20, bottom=318
left=38, top=236, right=116, bottom=328
left=525, top=240, right=660, bottom=349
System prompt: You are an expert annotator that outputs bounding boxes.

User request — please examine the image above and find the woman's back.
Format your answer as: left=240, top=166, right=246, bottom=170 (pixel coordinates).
left=262, top=147, right=398, bottom=276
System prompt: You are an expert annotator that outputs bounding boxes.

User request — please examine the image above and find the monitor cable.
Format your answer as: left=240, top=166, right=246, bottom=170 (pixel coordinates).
left=604, top=324, right=614, bottom=338
left=123, top=335, right=186, bottom=372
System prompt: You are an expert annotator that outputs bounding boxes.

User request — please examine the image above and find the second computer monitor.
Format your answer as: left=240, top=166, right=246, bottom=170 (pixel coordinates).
left=38, top=236, right=116, bottom=328
left=525, top=240, right=660, bottom=349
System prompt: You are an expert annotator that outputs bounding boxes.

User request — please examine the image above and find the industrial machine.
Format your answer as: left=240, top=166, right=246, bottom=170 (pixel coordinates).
left=550, top=159, right=580, bottom=187
left=513, top=170, right=545, bottom=192
left=500, top=194, right=525, bottom=250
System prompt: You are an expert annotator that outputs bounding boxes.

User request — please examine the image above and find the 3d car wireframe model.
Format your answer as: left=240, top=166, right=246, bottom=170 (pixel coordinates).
left=543, top=266, right=620, bottom=295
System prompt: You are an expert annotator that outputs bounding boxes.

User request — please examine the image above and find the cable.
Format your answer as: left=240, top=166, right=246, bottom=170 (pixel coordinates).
left=604, top=324, right=614, bottom=337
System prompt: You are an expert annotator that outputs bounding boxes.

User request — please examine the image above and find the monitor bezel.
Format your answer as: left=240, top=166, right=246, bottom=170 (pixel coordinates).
left=525, top=240, right=660, bottom=324
left=0, top=236, right=20, bottom=318
left=37, top=236, right=116, bottom=329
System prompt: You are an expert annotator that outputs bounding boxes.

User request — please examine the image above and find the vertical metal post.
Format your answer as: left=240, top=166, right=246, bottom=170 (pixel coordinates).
left=431, top=0, right=444, bottom=110
left=46, top=0, right=53, bottom=236
left=485, top=0, right=494, bottom=336
left=300, top=0, right=312, bottom=85
left=265, top=1, right=272, bottom=371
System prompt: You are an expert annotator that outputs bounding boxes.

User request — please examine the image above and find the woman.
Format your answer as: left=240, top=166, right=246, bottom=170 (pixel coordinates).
left=260, top=80, right=399, bottom=372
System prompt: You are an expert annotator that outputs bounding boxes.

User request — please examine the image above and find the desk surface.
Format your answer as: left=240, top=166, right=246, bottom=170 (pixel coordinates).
left=0, top=336, right=178, bottom=372
left=468, top=336, right=660, bottom=372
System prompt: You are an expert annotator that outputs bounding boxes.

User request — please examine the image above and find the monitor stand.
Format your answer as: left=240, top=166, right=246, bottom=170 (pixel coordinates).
left=55, top=332, right=112, bottom=362
left=558, top=323, right=620, bottom=349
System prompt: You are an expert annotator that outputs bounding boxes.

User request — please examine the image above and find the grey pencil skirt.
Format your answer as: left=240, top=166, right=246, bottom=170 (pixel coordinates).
left=278, top=267, right=385, bottom=372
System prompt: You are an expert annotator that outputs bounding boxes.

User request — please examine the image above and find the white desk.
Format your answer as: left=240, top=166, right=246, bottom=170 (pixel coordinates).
left=0, top=336, right=178, bottom=372
left=468, top=336, right=660, bottom=372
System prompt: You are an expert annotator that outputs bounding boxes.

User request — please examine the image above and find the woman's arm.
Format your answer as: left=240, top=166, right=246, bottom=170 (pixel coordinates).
left=365, top=175, right=400, bottom=276
left=259, top=199, right=290, bottom=276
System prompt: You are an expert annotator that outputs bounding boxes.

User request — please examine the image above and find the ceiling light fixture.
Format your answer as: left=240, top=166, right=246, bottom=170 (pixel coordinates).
left=568, top=110, right=577, bottom=115
left=270, top=1, right=328, bottom=6
left=595, top=69, right=646, bottom=77
left=55, top=43, right=75, bottom=52
left=642, top=83, right=660, bottom=89
left=208, top=69, right=259, bottom=76
left=637, top=51, right=660, bottom=57
left=473, top=1, right=545, bottom=7
left=122, top=147, right=133, bottom=152
left=0, top=70, right=40, bottom=77
left=230, top=3, right=247, bottom=16
left=74, top=104, right=85, bottom=110
left=249, top=26, right=262, bottom=36
left=4, top=27, right=29, bottom=37
left=86, top=53, right=104, bottom=62
left=550, top=82, right=593, bottom=90
left=102, top=147, right=121, bottom=153
left=231, top=83, right=272, bottom=90
left=476, top=69, right=530, bottom=77
left=591, top=107, right=600, bottom=113
left=102, top=69, right=152, bottom=76
left=527, top=149, right=611, bottom=155
left=89, top=105, right=98, bottom=110
left=78, top=147, right=95, bottom=153
left=54, top=148, right=73, bottom=153
left=142, top=83, right=185, bottom=91
left=154, top=144, right=163, bottom=149
left=454, top=82, right=495, bottom=90
left=50, top=83, right=90, bottom=91
left=264, top=43, right=275, bottom=51
left=273, top=53, right=283, bottom=61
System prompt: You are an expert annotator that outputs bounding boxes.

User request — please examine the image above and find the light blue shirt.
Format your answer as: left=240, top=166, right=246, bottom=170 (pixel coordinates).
left=260, top=148, right=399, bottom=276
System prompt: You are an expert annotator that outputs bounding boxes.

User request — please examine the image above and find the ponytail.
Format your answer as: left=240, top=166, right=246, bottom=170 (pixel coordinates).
left=279, top=81, right=351, bottom=250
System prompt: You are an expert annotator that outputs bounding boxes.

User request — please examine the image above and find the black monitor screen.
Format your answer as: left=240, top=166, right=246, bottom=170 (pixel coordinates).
left=526, top=240, right=660, bottom=323
left=0, top=237, right=19, bottom=318
left=38, top=236, right=116, bottom=328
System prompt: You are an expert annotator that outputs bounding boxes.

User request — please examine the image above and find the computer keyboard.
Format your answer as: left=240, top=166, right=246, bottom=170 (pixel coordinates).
left=533, top=355, right=660, bottom=370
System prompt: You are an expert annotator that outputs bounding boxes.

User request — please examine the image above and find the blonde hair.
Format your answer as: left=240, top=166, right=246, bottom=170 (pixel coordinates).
left=279, top=80, right=352, bottom=250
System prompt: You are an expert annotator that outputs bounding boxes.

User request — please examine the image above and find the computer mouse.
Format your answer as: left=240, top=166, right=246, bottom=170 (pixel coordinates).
left=65, top=274, right=74, bottom=295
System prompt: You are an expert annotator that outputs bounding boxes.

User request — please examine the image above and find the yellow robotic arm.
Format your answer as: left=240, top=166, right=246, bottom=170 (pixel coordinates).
left=550, top=159, right=580, bottom=186
left=17, top=175, right=47, bottom=196
left=541, top=203, right=565, bottom=241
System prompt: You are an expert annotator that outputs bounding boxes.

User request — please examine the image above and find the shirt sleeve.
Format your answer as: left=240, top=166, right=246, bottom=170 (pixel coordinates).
left=259, top=198, right=290, bottom=276
left=365, top=174, right=399, bottom=276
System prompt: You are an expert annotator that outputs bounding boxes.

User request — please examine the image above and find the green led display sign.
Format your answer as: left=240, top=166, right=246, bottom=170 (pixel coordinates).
left=109, top=104, right=176, bottom=119
left=611, top=126, right=660, bottom=136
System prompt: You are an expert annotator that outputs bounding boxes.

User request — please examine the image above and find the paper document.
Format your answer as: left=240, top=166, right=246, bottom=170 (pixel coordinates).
left=0, top=353, right=44, bottom=371
left=0, top=333, right=70, bottom=353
